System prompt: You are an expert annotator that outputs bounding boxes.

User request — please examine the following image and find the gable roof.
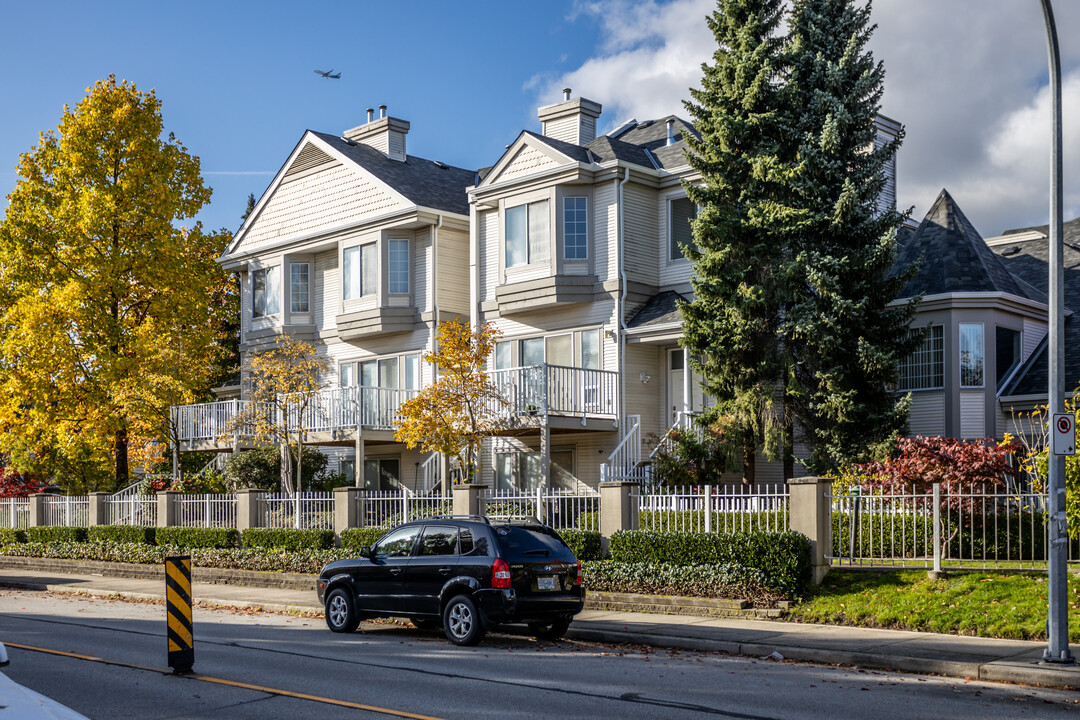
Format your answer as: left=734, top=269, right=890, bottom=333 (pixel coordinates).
left=310, top=131, right=474, bottom=216
left=894, top=189, right=1029, bottom=299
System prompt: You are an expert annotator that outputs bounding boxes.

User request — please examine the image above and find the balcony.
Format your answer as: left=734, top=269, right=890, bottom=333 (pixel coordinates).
left=170, top=364, right=619, bottom=450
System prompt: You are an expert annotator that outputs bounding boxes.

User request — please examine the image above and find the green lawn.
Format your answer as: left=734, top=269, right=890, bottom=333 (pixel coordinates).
left=788, top=570, right=1080, bottom=641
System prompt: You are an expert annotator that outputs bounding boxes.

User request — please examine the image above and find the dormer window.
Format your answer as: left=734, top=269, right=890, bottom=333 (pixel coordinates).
left=252, top=267, right=280, bottom=318
left=343, top=243, right=376, bottom=300
left=505, top=200, right=549, bottom=268
left=563, top=197, right=588, bottom=260
left=668, top=197, right=699, bottom=261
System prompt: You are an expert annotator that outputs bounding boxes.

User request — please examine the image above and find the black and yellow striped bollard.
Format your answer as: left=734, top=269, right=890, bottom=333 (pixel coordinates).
left=165, top=555, right=194, bottom=675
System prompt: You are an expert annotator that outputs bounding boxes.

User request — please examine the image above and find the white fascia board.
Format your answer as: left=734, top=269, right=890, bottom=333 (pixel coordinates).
left=985, top=230, right=1046, bottom=247
left=475, top=133, right=582, bottom=190
left=222, top=131, right=413, bottom=259
left=469, top=162, right=594, bottom=199
left=889, top=291, right=1052, bottom=318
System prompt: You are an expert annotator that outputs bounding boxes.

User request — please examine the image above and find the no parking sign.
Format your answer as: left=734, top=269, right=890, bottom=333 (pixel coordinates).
left=1052, top=413, right=1076, bottom=456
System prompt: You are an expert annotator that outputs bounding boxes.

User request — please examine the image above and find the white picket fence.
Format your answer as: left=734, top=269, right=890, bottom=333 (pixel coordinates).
left=632, top=484, right=790, bottom=533
left=105, top=496, right=158, bottom=527
left=482, top=488, right=599, bottom=531
left=43, top=496, right=90, bottom=527
left=263, top=492, right=335, bottom=530
left=174, top=494, right=237, bottom=528
left=0, top=498, right=30, bottom=529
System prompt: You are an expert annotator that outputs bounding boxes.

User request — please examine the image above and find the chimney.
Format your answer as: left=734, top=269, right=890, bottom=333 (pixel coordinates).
left=537, top=89, right=602, bottom=146
left=666, top=118, right=675, bottom=146
left=343, top=106, right=410, bottom=162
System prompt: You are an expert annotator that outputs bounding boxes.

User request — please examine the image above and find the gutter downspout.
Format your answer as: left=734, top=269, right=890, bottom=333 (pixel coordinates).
left=618, top=167, right=631, bottom=435
left=431, top=215, right=446, bottom=499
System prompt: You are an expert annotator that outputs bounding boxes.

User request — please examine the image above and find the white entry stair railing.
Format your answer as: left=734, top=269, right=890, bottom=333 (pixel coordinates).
left=600, top=415, right=641, bottom=483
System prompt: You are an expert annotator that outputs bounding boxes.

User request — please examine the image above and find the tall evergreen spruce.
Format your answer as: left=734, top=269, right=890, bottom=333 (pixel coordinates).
left=680, top=0, right=801, bottom=482
left=783, top=0, right=920, bottom=471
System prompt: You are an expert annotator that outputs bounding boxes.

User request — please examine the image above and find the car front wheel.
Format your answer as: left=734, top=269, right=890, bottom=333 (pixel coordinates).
left=325, top=588, right=360, bottom=633
left=443, top=595, right=485, bottom=646
left=528, top=617, right=571, bottom=641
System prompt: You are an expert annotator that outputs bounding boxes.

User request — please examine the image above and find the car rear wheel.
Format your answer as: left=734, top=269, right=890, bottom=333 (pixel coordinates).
left=528, top=617, right=571, bottom=641
left=325, top=588, right=360, bottom=633
left=443, top=594, right=485, bottom=646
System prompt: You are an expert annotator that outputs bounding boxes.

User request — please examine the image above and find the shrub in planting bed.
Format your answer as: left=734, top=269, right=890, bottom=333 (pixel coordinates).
left=609, top=530, right=811, bottom=597
left=26, top=527, right=87, bottom=544
left=581, top=560, right=782, bottom=606
left=87, top=525, right=156, bottom=545
left=340, top=527, right=387, bottom=554
left=558, top=530, right=603, bottom=560
left=0, top=529, right=26, bottom=544
left=156, top=527, right=239, bottom=549
left=241, top=528, right=334, bottom=551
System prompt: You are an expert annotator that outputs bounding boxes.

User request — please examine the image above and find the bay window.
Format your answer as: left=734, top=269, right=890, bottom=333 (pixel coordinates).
left=252, top=267, right=280, bottom=318
left=343, top=243, right=376, bottom=300
left=959, top=323, right=984, bottom=388
left=505, top=200, right=550, bottom=268
left=563, top=197, right=587, bottom=260
left=290, top=263, right=309, bottom=313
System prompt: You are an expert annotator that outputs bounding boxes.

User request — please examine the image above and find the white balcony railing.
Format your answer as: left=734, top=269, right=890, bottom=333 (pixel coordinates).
left=172, top=364, right=618, bottom=444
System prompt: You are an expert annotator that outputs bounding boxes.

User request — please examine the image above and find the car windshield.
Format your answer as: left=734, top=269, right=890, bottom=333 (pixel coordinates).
left=492, top=525, right=574, bottom=561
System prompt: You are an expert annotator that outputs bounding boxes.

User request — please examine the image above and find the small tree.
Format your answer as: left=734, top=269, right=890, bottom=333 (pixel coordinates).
left=226, top=335, right=328, bottom=494
left=395, top=321, right=504, bottom=484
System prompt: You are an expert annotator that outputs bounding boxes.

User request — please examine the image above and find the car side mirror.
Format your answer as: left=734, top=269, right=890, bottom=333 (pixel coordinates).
left=359, top=546, right=372, bottom=558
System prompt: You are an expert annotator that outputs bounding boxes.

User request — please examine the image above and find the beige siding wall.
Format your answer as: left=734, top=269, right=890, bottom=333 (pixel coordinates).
left=1022, top=318, right=1047, bottom=362
left=479, top=210, right=498, bottom=303
left=315, top=249, right=339, bottom=334
left=959, top=391, right=986, bottom=439
left=413, top=229, right=430, bottom=315
left=623, top=344, right=664, bottom=442
left=436, top=227, right=471, bottom=316
left=908, top=391, right=946, bottom=437
left=623, top=182, right=659, bottom=287
left=240, top=156, right=406, bottom=250
left=592, top=178, right=617, bottom=284
left=493, top=145, right=560, bottom=184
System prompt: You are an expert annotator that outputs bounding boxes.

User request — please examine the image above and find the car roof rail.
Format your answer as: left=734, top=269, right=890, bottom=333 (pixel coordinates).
left=486, top=514, right=543, bottom=526
left=424, top=514, right=492, bottom=524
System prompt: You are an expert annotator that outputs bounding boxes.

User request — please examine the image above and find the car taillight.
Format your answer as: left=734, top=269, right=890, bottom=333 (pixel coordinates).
left=492, top=558, right=512, bottom=589
left=573, top=559, right=582, bottom=586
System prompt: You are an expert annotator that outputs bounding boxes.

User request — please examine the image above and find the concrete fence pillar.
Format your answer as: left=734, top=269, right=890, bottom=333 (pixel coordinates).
left=787, top=476, right=832, bottom=585
left=156, top=491, right=181, bottom=528
left=88, top=492, right=109, bottom=526
left=235, top=489, right=266, bottom=532
left=334, top=486, right=360, bottom=539
left=29, top=494, right=46, bottom=527
left=600, top=481, right=638, bottom=554
left=453, top=484, right=484, bottom=518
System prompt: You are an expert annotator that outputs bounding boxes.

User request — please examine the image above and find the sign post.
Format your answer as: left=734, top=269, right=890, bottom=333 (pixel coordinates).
left=165, top=555, right=194, bottom=675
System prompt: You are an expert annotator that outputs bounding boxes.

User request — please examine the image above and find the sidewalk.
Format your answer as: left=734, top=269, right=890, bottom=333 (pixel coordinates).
left=2, top=568, right=1079, bottom=690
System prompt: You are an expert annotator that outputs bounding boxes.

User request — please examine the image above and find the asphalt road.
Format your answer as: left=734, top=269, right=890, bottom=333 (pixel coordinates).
left=0, top=589, right=1074, bottom=720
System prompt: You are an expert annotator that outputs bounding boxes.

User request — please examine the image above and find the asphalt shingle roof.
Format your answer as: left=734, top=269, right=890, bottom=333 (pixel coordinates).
left=894, top=189, right=1029, bottom=299
left=312, top=131, right=475, bottom=216
left=994, top=216, right=1080, bottom=396
left=627, top=291, right=686, bottom=329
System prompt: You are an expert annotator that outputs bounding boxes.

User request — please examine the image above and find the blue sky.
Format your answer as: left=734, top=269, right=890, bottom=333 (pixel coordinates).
left=2, top=0, right=1080, bottom=237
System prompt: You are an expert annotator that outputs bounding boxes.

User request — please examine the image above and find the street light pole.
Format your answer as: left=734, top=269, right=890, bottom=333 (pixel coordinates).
left=1039, top=0, right=1074, bottom=665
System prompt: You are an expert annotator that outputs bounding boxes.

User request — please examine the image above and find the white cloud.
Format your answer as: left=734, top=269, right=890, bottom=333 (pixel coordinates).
left=543, top=0, right=1080, bottom=235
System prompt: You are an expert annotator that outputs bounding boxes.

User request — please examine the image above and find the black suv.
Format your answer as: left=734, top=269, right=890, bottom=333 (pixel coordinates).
left=316, top=516, right=585, bottom=646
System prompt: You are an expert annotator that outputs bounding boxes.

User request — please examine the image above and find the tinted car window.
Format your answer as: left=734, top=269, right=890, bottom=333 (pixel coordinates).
left=375, top=526, right=420, bottom=557
left=492, top=525, right=573, bottom=560
left=418, top=526, right=458, bottom=556
left=460, top=528, right=491, bottom=557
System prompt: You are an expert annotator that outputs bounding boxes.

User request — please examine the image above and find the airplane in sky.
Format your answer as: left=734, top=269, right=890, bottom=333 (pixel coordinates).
left=314, top=69, right=341, bottom=79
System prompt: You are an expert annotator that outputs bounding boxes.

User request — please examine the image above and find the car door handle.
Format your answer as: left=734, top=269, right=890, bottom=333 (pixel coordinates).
left=389, top=568, right=402, bottom=575
left=438, top=567, right=452, bottom=574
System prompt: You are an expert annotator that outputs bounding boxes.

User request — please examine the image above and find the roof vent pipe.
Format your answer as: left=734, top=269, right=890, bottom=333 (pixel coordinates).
left=666, top=118, right=675, bottom=146
left=379, top=105, right=387, bottom=119
left=563, top=88, right=571, bottom=101
left=366, top=108, right=374, bottom=123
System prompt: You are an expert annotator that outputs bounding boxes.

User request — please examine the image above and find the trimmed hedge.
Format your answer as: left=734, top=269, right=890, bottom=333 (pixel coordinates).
left=340, top=527, right=387, bottom=554
left=87, top=525, right=156, bottom=545
left=27, top=526, right=87, bottom=544
left=0, top=529, right=26, bottom=544
left=582, top=560, right=782, bottom=606
left=241, top=528, right=334, bottom=551
left=559, top=530, right=603, bottom=560
left=156, top=527, right=239, bottom=549
left=609, top=530, right=811, bottom=597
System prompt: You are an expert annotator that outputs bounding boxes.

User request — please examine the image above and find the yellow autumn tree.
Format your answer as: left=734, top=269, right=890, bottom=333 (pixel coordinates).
left=0, top=76, right=235, bottom=492
left=395, top=321, right=504, bottom=483
left=225, top=335, right=328, bottom=494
